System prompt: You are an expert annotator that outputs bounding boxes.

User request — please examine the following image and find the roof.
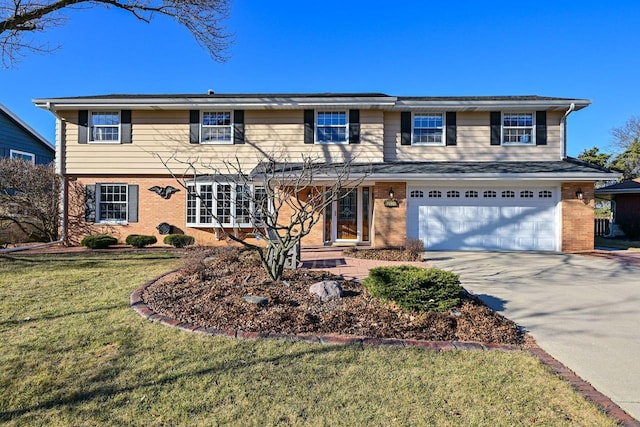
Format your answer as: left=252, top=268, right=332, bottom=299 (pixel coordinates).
left=0, top=104, right=54, bottom=152
left=595, top=178, right=640, bottom=195
left=32, top=93, right=591, bottom=112
left=252, top=158, right=619, bottom=182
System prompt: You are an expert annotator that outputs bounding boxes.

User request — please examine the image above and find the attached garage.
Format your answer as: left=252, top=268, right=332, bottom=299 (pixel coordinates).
left=407, top=186, right=559, bottom=251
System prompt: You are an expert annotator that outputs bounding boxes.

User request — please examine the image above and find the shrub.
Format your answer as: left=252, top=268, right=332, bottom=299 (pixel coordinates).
left=618, top=221, right=640, bottom=240
left=125, top=234, right=157, bottom=248
left=80, top=234, right=118, bottom=249
left=405, top=238, right=425, bottom=260
left=362, top=265, right=463, bottom=312
left=163, top=234, right=195, bottom=248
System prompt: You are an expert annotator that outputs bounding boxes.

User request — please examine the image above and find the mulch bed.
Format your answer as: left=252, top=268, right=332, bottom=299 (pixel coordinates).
left=143, top=247, right=524, bottom=344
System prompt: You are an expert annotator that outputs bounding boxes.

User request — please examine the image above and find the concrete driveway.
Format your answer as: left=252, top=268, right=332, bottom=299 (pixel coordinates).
left=426, top=251, right=640, bottom=421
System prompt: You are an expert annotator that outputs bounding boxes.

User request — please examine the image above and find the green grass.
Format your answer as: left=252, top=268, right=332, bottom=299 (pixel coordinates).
left=0, top=252, right=617, bottom=426
left=595, top=236, right=640, bottom=250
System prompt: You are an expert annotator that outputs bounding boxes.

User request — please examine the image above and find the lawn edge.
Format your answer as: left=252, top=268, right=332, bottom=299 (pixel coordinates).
left=132, top=270, right=639, bottom=427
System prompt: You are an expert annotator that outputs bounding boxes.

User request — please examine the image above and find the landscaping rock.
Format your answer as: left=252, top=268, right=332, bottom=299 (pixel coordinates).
left=242, top=295, right=268, bottom=307
left=309, top=280, right=343, bottom=301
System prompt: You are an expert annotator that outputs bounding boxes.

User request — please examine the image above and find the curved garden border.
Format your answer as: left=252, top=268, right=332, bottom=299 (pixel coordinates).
left=131, top=271, right=640, bottom=427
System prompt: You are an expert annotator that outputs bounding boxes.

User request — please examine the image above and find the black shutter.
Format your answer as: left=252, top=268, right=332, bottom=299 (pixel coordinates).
left=304, top=109, right=314, bottom=144
left=78, top=110, right=88, bottom=144
left=85, top=184, right=96, bottom=222
left=400, top=112, right=411, bottom=145
left=349, top=109, right=360, bottom=144
left=536, top=111, right=547, bottom=146
left=445, top=112, right=457, bottom=146
left=189, top=110, right=200, bottom=144
left=234, top=110, right=245, bottom=144
left=121, top=110, right=132, bottom=144
left=490, top=112, right=501, bottom=146
left=128, top=185, right=138, bottom=223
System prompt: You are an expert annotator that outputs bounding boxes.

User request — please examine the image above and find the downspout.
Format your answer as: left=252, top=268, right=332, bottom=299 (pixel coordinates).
left=560, top=102, right=575, bottom=159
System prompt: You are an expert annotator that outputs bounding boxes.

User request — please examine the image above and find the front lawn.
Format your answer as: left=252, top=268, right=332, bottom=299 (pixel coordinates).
left=0, top=252, right=616, bottom=426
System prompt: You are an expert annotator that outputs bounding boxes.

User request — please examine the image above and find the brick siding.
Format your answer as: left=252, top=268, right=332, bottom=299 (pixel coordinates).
left=561, top=182, right=595, bottom=252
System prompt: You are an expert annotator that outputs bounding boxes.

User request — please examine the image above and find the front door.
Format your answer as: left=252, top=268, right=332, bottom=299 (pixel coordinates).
left=324, top=187, right=371, bottom=243
left=337, top=189, right=358, bottom=239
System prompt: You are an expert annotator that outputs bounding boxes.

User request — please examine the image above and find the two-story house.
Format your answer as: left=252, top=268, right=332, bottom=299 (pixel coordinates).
left=1, top=103, right=54, bottom=164
left=33, top=93, right=617, bottom=251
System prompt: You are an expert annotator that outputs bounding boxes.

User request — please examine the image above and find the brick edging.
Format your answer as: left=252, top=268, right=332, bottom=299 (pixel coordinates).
left=526, top=345, right=640, bottom=427
left=131, top=271, right=638, bottom=426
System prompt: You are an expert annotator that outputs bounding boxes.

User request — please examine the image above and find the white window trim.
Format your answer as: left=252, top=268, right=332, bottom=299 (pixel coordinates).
left=315, top=110, right=349, bottom=145
left=501, top=112, right=536, bottom=146
left=411, top=112, right=446, bottom=146
left=186, top=182, right=264, bottom=228
left=9, top=149, right=35, bottom=163
left=200, top=111, right=234, bottom=145
left=97, top=183, right=128, bottom=225
left=89, top=111, right=121, bottom=144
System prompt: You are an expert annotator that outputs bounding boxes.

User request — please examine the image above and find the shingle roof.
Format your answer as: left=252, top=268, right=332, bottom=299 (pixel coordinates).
left=595, top=179, right=640, bottom=194
left=252, top=158, right=617, bottom=179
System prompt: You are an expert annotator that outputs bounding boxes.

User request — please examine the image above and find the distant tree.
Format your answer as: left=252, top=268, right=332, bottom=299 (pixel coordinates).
left=609, top=138, right=640, bottom=181
left=0, top=158, right=60, bottom=242
left=577, top=146, right=611, bottom=167
left=0, top=0, right=230, bottom=67
left=611, top=115, right=640, bottom=151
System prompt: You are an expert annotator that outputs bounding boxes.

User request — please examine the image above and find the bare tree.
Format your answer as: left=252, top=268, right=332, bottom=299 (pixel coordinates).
left=157, top=153, right=367, bottom=281
left=0, top=158, right=60, bottom=242
left=1, top=0, right=230, bottom=66
left=611, top=115, right=640, bottom=151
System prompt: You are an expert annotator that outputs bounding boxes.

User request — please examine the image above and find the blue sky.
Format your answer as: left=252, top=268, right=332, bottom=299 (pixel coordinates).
left=1, top=0, right=639, bottom=157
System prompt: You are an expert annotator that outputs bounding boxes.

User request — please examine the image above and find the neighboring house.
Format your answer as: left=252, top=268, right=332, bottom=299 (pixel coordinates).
left=0, top=103, right=54, bottom=164
left=33, top=93, right=618, bottom=251
left=595, top=178, right=640, bottom=232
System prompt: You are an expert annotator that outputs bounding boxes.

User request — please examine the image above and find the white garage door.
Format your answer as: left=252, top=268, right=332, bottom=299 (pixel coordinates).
left=407, top=187, right=558, bottom=251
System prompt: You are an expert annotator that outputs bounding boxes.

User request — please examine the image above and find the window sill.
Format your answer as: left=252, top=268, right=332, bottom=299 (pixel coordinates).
left=199, top=140, right=234, bottom=145
left=501, top=142, right=536, bottom=146
left=315, top=141, right=349, bottom=145
left=88, top=140, right=121, bottom=144
left=99, top=220, right=128, bottom=225
left=411, top=142, right=445, bottom=147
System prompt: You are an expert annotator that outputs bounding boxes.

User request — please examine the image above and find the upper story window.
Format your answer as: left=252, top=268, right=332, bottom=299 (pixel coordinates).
left=90, top=112, right=120, bottom=142
left=10, top=149, right=35, bottom=163
left=502, top=112, right=534, bottom=145
left=201, top=111, right=232, bottom=143
left=413, top=113, right=444, bottom=145
left=316, top=111, right=347, bottom=144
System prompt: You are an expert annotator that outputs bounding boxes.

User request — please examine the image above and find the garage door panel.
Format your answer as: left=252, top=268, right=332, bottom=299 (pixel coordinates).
left=414, top=188, right=557, bottom=251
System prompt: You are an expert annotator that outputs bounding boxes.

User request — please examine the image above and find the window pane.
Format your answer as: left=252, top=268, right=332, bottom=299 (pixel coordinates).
left=99, top=184, right=127, bottom=221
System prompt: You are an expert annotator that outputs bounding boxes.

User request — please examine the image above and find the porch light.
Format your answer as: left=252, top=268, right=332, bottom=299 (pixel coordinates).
left=389, top=188, right=394, bottom=199
left=576, top=189, right=584, bottom=200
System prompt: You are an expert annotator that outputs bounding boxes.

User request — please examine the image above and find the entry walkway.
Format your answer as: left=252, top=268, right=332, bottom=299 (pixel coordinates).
left=301, top=246, right=427, bottom=282
left=425, top=251, right=640, bottom=422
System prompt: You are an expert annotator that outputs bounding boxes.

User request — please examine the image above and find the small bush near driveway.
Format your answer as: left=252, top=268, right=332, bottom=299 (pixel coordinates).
left=363, top=265, right=463, bottom=312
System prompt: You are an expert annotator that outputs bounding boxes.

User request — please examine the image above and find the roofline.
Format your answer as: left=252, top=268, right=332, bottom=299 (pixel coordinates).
left=0, top=103, right=55, bottom=151
left=32, top=93, right=591, bottom=112
left=595, top=188, right=640, bottom=195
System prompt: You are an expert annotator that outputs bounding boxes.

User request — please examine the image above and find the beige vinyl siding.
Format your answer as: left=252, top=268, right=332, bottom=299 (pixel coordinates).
left=384, top=111, right=563, bottom=162
left=61, top=110, right=384, bottom=175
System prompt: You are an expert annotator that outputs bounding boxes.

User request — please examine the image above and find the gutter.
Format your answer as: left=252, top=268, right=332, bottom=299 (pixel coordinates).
left=560, top=102, right=575, bottom=159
